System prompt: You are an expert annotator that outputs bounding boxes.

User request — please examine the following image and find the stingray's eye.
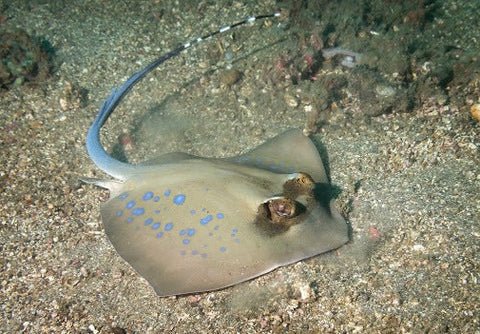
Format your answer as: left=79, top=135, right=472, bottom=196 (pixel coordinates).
left=283, top=172, right=315, bottom=198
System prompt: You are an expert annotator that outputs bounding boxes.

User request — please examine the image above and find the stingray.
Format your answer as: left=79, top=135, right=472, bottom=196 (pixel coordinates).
left=82, top=13, right=348, bottom=297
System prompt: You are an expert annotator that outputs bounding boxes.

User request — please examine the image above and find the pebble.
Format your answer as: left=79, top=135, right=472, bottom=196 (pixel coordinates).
left=412, top=244, right=425, bottom=252
left=470, top=103, right=480, bottom=121
left=218, top=69, right=241, bottom=87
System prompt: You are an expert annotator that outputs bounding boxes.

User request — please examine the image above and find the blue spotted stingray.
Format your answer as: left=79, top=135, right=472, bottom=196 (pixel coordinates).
left=82, top=13, right=348, bottom=296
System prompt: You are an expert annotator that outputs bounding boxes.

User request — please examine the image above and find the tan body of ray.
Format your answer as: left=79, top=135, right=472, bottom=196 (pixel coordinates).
left=83, top=13, right=348, bottom=297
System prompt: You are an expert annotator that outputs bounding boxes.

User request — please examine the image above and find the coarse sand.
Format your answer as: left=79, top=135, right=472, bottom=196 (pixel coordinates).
left=1, top=1, right=478, bottom=333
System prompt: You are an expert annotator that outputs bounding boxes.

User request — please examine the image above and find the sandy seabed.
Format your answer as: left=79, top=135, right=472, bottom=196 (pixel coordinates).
left=1, top=1, right=479, bottom=333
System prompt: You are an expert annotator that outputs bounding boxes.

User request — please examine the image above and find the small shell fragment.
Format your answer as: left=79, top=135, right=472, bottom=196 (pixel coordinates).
left=284, top=93, right=299, bottom=108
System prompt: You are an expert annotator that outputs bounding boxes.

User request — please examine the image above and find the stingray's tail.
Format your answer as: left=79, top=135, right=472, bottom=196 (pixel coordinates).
left=86, top=12, right=281, bottom=180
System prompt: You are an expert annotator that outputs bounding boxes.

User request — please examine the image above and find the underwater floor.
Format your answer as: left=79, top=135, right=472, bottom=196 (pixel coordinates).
left=1, top=0, right=479, bottom=332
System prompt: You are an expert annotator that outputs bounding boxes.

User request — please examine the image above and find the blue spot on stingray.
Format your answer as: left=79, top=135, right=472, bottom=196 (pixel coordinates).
left=156, top=232, right=163, bottom=238
left=216, top=213, right=224, bottom=219
left=201, top=253, right=207, bottom=258
left=179, top=229, right=186, bottom=236
left=182, top=239, right=190, bottom=245
left=165, top=222, right=173, bottom=231
left=232, top=228, right=238, bottom=233
left=152, top=222, right=161, bottom=229
left=126, top=200, right=135, bottom=209
left=132, top=207, right=145, bottom=216
left=187, top=228, right=195, bottom=236
left=143, top=191, right=154, bottom=201
left=173, top=194, right=186, bottom=205
left=181, top=250, right=186, bottom=256
left=235, top=238, right=241, bottom=243
left=269, top=165, right=278, bottom=170
left=154, top=209, right=160, bottom=214
left=192, top=250, right=198, bottom=255
left=144, top=218, right=153, bottom=226
left=200, top=215, right=213, bottom=225
left=119, top=193, right=128, bottom=200
left=220, top=247, right=226, bottom=252
left=214, top=225, right=219, bottom=230
left=164, top=189, right=171, bottom=196
left=116, top=210, right=123, bottom=217
left=190, top=209, right=196, bottom=214
left=289, top=167, right=295, bottom=172
left=126, top=217, right=133, bottom=223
